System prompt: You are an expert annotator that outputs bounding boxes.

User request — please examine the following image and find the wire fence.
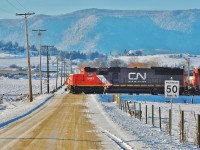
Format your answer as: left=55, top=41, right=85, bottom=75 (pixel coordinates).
left=112, top=94, right=200, bottom=148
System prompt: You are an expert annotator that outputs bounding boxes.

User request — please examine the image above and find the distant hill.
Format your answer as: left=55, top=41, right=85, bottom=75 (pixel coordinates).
left=0, top=8, right=200, bottom=55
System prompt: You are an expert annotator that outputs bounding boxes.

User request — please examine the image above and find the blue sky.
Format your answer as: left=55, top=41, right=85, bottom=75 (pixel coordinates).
left=0, top=0, right=200, bottom=19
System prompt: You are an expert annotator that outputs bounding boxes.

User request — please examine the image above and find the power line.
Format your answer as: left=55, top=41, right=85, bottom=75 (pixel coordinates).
left=6, top=0, right=24, bottom=13
left=0, top=7, right=13, bottom=14
left=0, top=2, right=22, bottom=18
left=0, top=6, right=22, bottom=19
left=0, top=0, right=30, bottom=18
left=15, top=0, right=29, bottom=12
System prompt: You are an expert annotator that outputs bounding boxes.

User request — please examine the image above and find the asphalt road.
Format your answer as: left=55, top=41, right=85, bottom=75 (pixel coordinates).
left=0, top=94, right=103, bottom=150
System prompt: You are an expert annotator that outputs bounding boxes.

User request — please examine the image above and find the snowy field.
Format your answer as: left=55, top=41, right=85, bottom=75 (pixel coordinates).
left=119, top=54, right=200, bottom=68
left=0, top=54, right=55, bottom=69
left=0, top=77, right=62, bottom=95
left=0, top=53, right=65, bottom=95
left=1, top=53, right=200, bottom=69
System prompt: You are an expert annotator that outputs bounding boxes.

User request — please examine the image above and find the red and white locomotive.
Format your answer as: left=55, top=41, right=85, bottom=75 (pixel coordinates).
left=66, top=67, right=111, bottom=94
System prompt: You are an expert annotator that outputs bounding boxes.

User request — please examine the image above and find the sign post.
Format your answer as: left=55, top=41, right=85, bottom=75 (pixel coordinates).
left=165, top=78, right=179, bottom=135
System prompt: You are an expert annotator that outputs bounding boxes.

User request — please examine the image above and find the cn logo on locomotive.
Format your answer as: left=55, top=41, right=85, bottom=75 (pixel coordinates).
left=128, top=72, right=147, bottom=80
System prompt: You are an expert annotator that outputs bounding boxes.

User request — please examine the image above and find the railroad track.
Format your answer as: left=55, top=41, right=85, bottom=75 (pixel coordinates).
left=99, top=127, right=133, bottom=150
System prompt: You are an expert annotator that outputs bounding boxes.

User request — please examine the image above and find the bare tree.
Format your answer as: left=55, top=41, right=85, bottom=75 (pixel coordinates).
left=109, top=59, right=127, bottom=67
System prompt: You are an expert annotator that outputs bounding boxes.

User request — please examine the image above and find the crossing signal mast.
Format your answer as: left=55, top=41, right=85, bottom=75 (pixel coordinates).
left=16, top=12, right=35, bottom=102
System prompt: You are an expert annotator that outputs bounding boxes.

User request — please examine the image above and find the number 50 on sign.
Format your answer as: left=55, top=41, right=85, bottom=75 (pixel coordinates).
left=165, top=80, right=179, bottom=98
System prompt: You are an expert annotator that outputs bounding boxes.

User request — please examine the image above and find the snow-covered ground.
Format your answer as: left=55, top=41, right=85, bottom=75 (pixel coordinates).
left=0, top=77, right=62, bottom=95
left=1, top=54, right=200, bottom=149
left=0, top=53, right=65, bottom=95
left=1, top=53, right=200, bottom=69
left=0, top=87, right=66, bottom=128
left=0, top=89, right=200, bottom=149
left=0, top=55, right=47, bottom=69
left=118, top=54, right=200, bottom=68
left=0, top=79, right=200, bottom=149
left=94, top=94, right=200, bottom=149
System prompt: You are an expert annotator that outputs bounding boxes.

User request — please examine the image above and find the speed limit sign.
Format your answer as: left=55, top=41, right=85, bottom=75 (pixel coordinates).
left=165, top=80, right=179, bottom=98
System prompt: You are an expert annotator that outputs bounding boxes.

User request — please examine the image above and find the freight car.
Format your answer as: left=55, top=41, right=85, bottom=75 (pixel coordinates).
left=98, top=67, right=185, bottom=95
left=66, top=67, right=186, bottom=95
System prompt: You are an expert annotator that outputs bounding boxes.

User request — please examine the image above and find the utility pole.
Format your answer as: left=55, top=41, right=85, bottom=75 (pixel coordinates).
left=187, top=58, right=190, bottom=88
left=184, top=58, right=190, bottom=91
left=64, top=60, right=66, bottom=83
left=41, top=45, right=54, bottom=93
left=32, top=29, right=46, bottom=94
left=69, top=55, right=72, bottom=74
left=70, top=59, right=72, bottom=74
left=61, top=60, right=63, bottom=86
left=56, top=53, right=59, bottom=89
left=16, top=12, right=35, bottom=102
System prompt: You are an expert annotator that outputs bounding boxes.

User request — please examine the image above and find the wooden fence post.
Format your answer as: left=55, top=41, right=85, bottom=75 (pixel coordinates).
left=126, top=102, right=129, bottom=113
left=117, top=94, right=120, bottom=104
left=169, top=109, right=172, bottom=135
left=145, top=105, right=147, bottom=124
left=127, top=102, right=131, bottom=116
left=125, top=101, right=127, bottom=112
left=152, top=105, right=154, bottom=126
left=139, top=103, right=141, bottom=121
left=123, top=101, right=125, bottom=112
left=197, top=114, right=200, bottom=148
left=122, top=101, right=125, bottom=112
left=0, top=95, right=3, bottom=104
left=126, top=102, right=128, bottom=113
left=119, top=101, right=122, bottom=110
left=121, top=100, right=124, bottom=111
left=159, top=107, right=161, bottom=129
left=134, top=102, right=136, bottom=118
left=180, top=110, right=185, bottom=143
left=120, top=100, right=122, bottom=110
left=125, top=102, right=128, bottom=113
left=118, top=95, right=121, bottom=109
left=117, top=94, right=119, bottom=102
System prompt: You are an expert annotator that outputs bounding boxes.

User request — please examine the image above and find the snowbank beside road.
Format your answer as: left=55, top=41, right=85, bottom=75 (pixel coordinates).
left=0, top=87, right=66, bottom=128
left=88, top=94, right=199, bottom=150
left=87, top=95, right=144, bottom=150
left=0, top=94, right=53, bottom=128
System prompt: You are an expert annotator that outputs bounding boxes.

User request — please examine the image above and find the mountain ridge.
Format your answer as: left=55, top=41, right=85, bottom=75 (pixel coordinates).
left=0, top=8, right=200, bottom=54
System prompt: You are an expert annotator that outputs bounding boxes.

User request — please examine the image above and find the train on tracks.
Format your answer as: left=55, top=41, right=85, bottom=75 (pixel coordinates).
left=65, top=67, right=200, bottom=95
